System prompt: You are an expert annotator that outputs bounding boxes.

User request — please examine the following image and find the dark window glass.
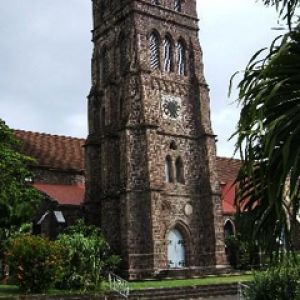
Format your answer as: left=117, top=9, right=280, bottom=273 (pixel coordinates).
left=175, top=157, right=185, bottom=184
left=165, top=156, right=173, bottom=183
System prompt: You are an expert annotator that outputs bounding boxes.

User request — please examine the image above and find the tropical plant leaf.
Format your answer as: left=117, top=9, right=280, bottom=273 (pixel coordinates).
left=232, top=24, right=300, bottom=255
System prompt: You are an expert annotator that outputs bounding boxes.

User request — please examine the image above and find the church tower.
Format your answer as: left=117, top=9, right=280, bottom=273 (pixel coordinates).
left=84, top=0, right=227, bottom=279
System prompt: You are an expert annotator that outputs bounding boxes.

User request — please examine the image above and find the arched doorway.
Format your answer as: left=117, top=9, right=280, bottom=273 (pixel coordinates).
left=224, top=219, right=235, bottom=238
left=167, top=228, right=186, bottom=268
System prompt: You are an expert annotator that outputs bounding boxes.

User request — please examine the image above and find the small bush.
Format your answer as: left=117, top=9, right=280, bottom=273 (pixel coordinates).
left=56, top=220, right=120, bottom=291
left=245, top=263, right=300, bottom=299
left=6, top=235, right=64, bottom=293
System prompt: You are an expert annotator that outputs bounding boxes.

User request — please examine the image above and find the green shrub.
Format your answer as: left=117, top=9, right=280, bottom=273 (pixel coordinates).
left=56, top=220, right=120, bottom=291
left=6, top=235, right=64, bottom=293
left=245, top=263, right=300, bottom=299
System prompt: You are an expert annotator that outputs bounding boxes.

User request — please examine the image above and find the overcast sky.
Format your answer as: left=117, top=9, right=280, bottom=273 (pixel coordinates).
left=0, top=1, right=280, bottom=157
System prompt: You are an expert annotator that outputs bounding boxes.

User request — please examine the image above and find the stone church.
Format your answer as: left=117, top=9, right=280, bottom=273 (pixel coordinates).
left=83, top=0, right=227, bottom=279
left=11, top=0, right=300, bottom=277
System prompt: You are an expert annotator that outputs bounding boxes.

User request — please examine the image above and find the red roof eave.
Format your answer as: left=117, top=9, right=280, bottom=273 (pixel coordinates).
left=33, top=183, right=85, bottom=206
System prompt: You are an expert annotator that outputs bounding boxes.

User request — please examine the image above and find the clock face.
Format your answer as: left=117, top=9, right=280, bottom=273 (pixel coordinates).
left=161, top=95, right=182, bottom=120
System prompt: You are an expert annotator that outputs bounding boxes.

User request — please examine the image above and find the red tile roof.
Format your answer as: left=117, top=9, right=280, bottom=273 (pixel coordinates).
left=216, top=156, right=241, bottom=184
left=14, top=130, right=85, bottom=173
left=215, top=157, right=241, bottom=215
left=15, top=130, right=241, bottom=213
left=33, top=183, right=84, bottom=206
left=221, top=181, right=237, bottom=215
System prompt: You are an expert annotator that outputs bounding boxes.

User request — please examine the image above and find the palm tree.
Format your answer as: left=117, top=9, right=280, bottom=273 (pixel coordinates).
left=232, top=0, right=300, bottom=255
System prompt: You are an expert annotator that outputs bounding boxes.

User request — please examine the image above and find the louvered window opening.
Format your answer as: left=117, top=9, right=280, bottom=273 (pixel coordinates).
left=150, top=33, right=160, bottom=70
left=174, top=0, right=181, bottom=12
left=177, top=42, right=185, bottom=76
left=164, top=38, right=172, bottom=72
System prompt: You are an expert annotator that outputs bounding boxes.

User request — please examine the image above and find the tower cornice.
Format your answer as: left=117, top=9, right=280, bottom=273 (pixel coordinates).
left=92, top=1, right=199, bottom=42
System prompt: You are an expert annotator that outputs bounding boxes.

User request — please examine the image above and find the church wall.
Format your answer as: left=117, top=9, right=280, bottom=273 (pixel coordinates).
left=32, top=167, right=84, bottom=185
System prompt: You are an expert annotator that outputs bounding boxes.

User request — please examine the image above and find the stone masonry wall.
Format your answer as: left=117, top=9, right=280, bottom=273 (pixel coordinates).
left=32, top=168, right=85, bottom=185
left=85, top=0, right=227, bottom=279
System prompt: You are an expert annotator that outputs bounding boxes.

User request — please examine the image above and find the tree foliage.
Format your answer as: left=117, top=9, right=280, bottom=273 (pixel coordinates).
left=261, top=0, right=299, bottom=27
left=6, top=235, right=64, bottom=294
left=232, top=1, right=300, bottom=254
left=0, top=119, right=41, bottom=248
left=56, top=220, right=120, bottom=291
left=244, top=261, right=300, bottom=299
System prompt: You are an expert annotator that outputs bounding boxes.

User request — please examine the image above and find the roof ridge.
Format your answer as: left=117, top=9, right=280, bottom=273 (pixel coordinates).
left=14, top=129, right=86, bottom=142
left=216, top=155, right=241, bottom=162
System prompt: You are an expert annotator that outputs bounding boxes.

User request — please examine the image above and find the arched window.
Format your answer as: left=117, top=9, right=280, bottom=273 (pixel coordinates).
left=175, top=157, right=185, bottom=184
left=176, top=40, right=186, bottom=76
left=164, top=36, right=173, bottom=73
left=151, top=0, right=159, bottom=4
left=165, top=156, right=173, bottom=183
left=100, top=46, right=109, bottom=83
left=174, top=0, right=181, bottom=12
left=149, top=31, right=160, bottom=70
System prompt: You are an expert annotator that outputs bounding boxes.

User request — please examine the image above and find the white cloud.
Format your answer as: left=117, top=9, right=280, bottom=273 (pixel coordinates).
left=64, top=113, right=87, bottom=138
left=211, top=105, right=240, bottom=158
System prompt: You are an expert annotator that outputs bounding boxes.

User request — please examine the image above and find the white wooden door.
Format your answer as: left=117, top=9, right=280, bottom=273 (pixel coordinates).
left=167, top=229, right=185, bottom=268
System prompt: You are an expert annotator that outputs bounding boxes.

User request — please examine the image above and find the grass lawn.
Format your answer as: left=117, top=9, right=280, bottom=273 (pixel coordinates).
left=0, top=274, right=252, bottom=296
left=0, top=285, right=19, bottom=297
left=129, top=274, right=253, bottom=290
left=0, top=285, right=86, bottom=298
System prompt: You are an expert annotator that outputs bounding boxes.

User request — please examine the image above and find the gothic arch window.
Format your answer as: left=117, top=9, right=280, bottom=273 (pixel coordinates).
left=176, top=40, right=186, bottom=76
left=149, top=31, right=160, bottom=70
left=100, top=46, right=109, bottom=84
left=165, top=155, right=173, bottom=183
left=164, top=35, right=173, bottom=73
left=175, top=156, right=185, bottom=184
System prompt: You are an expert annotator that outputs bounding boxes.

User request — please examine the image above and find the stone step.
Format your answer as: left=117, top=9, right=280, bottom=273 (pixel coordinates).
left=127, top=284, right=238, bottom=300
